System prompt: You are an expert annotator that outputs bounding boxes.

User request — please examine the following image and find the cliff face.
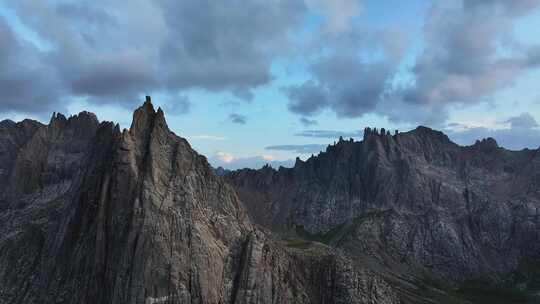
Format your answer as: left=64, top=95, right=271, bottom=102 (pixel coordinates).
left=226, top=127, right=540, bottom=300
left=0, top=100, right=398, bottom=304
left=3, top=100, right=539, bottom=303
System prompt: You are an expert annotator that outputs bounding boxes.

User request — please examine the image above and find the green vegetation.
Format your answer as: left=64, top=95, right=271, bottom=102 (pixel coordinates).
left=294, top=220, right=353, bottom=245
left=455, top=281, right=531, bottom=304
left=284, top=239, right=311, bottom=249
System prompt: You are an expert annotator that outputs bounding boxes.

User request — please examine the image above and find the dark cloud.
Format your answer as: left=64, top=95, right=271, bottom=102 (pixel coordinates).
left=157, top=0, right=305, bottom=96
left=299, top=117, right=318, bottom=126
left=284, top=28, right=407, bottom=118
left=505, top=113, right=538, bottom=129
left=229, top=113, right=247, bottom=125
left=1, top=0, right=306, bottom=114
left=446, top=113, right=540, bottom=150
left=284, top=1, right=540, bottom=125
left=295, top=129, right=362, bottom=138
left=285, top=81, right=328, bottom=115
left=4, top=0, right=540, bottom=131
left=265, top=144, right=326, bottom=154
left=0, top=17, right=64, bottom=114
left=397, top=1, right=540, bottom=121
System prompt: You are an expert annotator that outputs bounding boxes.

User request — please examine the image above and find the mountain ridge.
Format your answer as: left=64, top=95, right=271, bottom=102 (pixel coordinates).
left=1, top=99, right=539, bottom=303
left=0, top=99, right=400, bottom=304
left=224, top=123, right=540, bottom=301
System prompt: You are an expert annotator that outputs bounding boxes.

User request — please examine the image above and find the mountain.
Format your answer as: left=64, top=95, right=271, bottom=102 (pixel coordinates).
left=225, top=127, right=540, bottom=303
left=0, top=99, right=398, bottom=304
left=2, top=99, right=539, bottom=303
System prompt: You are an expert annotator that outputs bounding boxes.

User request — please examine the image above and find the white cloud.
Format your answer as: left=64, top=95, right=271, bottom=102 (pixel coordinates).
left=214, top=151, right=235, bottom=163
left=208, top=151, right=294, bottom=170
left=445, top=113, right=540, bottom=150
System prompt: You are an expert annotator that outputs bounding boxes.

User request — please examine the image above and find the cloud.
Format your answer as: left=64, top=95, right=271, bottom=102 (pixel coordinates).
left=0, top=17, right=64, bottom=114
left=208, top=151, right=294, bottom=170
left=505, top=112, right=538, bottom=129
left=1, top=0, right=306, bottom=114
left=299, top=117, right=318, bottom=126
left=284, top=27, right=409, bottom=119
left=4, top=0, right=540, bottom=133
left=396, top=1, right=540, bottom=121
left=446, top=113, right=540, bottom=150
left=229, top=113, right=247, bottom=124
left=284, top=1, right=540, bottom=125
left=305, top=0, right=362, bottom=33
left=213, top=151, right=235, bottom=164
left=463, top=0, right=540, bottom=17
left=265, top=144, right=326, bottom=154
left=285, top=80, right=328, bottom=115
left=158, top=0, right=305, bottom=95
left=295, top=129, right=362, bottom=138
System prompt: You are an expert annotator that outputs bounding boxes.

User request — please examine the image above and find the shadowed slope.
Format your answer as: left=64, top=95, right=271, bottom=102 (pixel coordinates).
left=225, top=126, right=540, bottom=302
left=0, top=100, right=398, bottom=304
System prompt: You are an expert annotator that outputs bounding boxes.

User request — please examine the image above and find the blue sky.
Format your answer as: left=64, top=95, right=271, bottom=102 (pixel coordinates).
left=1, top=0, right=540, bottom=169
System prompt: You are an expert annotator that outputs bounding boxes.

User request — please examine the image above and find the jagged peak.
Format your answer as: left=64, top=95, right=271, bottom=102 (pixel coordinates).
left=130, top=97, right=156, bottom=133
left=142, top=95, right=154, bottom=109
left=68, top=111, right=98, bottom=123
left=473, top=137, right=499, bottom=150
left=363, top=127, right=397, bottom=139
left=154, top=106, right=169, bottom=131
left=3, top=118, right=44, bottom=130
left=46, top=110, right=100, bottom=136
left=49, top=112, right=68, bottom=125
left=156, top=107, right=166, bottom=122
left=129, top=96, right=169, bottom=139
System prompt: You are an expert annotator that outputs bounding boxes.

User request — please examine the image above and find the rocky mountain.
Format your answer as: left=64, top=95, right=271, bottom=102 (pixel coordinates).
left=225, top=127, right=540, bottom=303
left=0, top=98, right=398, bottom=304
left=2, top=99, right=539, bottom=303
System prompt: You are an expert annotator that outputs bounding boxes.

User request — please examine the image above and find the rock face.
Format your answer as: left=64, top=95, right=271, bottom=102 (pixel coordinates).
left=0, top=101, right=398, bottom=304
left=226, top=127, right=540, bottom=301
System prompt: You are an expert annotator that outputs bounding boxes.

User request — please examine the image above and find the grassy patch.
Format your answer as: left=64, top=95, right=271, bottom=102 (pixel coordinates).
left=455, top=280, right=532, bottom=304
left=294, top=221, right=351, bottom=245
left=284, top=239, right=311, bottom=249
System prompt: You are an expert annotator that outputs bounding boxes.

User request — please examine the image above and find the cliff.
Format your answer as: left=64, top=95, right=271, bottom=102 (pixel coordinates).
left=225, top=126, right=540, bottom=302
left=0, top=99, right=397, bottom=304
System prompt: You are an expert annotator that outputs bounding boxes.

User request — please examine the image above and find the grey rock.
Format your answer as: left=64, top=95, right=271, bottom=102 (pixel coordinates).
left=0, top=101, right=398, bottom=304
left=225, top=126, right=540, bottom=301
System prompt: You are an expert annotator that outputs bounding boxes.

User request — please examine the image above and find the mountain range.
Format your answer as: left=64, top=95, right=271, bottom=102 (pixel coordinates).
left=1, top=99, right=539, bottom=303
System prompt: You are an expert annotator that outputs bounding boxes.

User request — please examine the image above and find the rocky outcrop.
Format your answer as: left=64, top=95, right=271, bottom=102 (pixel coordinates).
left=225, top=126, right=540, bottom=301
left=0, top=99, right=398, bottom=304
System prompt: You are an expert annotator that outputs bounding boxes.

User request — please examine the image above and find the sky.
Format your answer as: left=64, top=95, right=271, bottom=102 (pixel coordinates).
left=0, top=0, right=540, bottom=169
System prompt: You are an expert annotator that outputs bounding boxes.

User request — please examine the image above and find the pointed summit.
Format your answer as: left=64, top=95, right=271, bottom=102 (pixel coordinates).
left=474, top=137, right=499, bottom=151
left=49, top=112, right=67, bottom=125
left=129, top=96, right=170, bottom=142
left=130, top=96, right=156, bottom=136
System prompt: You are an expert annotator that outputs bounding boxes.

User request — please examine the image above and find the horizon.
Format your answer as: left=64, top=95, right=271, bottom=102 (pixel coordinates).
left=1, top=96, right=536, bottom=170
left=1, top=0, right=540, bottom=169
